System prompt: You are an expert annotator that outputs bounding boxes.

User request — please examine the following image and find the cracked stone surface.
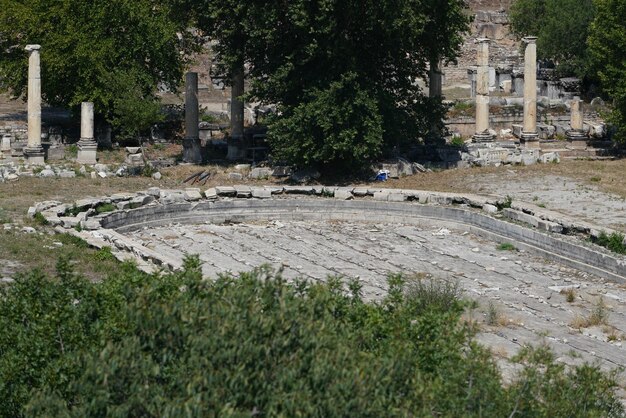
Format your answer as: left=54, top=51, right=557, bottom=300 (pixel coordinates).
left=469, top=173, right=626, bottom=230
left=128, top=218, right=626, bottom=385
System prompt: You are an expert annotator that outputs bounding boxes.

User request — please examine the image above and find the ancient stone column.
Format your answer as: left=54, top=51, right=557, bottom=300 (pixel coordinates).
left=428, top=59, right=444, bottom=142
left=521, top=36, right=539, bottom=147
left=182, top=72, right=202, bottom=164
left=24, top=44, right=45, bottom=164
left=76, top=102, right=97, bottom=164
left=473, top=38, right=495, bottom=142
left=428, top=59, right=443, bottom=99
left=567, top=96, right=587, bottom=147
left=227, top=64, right=246, bottom=160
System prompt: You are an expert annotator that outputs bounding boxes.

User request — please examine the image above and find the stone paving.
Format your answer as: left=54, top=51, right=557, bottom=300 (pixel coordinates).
left=128, top=217, right=626, bottom=383
left=468, top=173, right=626, bottom=230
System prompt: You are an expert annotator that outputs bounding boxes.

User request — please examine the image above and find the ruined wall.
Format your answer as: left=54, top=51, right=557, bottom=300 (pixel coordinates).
left=444, top=0, right=521, bottom=87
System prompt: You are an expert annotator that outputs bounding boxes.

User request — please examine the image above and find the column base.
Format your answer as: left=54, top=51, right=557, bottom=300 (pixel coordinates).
left=226, top=137, right=247, bottom=161
left=77, top=139, right=98, bottom=164
left=182, top=136, right=203, bottom=164
left=520, top=132, right=540, bottom=149
left=24, top=146, right=45, bottom=165
left=472, top=131, right=496, bottom=143
left=567, top=130, right=588, bottom=150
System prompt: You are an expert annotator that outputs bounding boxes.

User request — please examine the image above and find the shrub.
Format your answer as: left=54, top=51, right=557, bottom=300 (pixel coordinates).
left=0, top=260, right=622, bottom=417
left=593, top=231, right=626, bottom=255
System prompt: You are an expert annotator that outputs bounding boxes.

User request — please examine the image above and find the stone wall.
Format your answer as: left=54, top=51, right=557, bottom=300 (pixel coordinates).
left=30, top=185, right=626, bottom=283
left=443, top=1, right=520, bottom=87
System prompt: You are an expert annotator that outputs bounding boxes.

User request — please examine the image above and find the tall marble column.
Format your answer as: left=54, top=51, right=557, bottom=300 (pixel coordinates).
left=428, top=59, right=443, bottom=141
left=567, top=96, right=587, bottom=147
left=473, top=38, right=494, bottom=142
left=521, top=36, right=539, bottom=147
left=182, top=72, right=202, bottom=164
left=76, top=102, right=97, bottom=164
left=227, top=64, right=246, bottom=160
left=24, top=44, right=45, bottom=164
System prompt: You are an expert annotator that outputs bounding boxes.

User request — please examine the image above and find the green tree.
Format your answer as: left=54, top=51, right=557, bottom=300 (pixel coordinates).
left=0, top=0, right=194, bottom=138
left=588, top=0, right=626, bottom=142
left=193, top=0, right=470, bottom=169
left=510, top=0, right=595, bottom=79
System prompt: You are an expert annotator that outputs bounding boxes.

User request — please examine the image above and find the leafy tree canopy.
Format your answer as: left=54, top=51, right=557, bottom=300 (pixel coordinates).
left=510, top=0, right=595, bottom=79
left=190, top=0, right=470, bottom=169
left=588, top=0, right=626, bottom=142
left=0, top=0, right=195, bottom=137
left=0, top=254, right=623, bottom=417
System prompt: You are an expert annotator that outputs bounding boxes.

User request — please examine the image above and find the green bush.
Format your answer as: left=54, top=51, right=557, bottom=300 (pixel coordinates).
left=267, top=73, right=383, bottom=170
left=594, top=231, right=626, bottom=254
left=0, top=258, right=623, bottom=417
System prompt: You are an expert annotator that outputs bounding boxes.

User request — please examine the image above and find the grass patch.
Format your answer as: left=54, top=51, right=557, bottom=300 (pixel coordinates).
left=94, top=246, right=116, bottom=262
left=496, top=242, right=517, bottom=251
left=560, top=288, right=577, bottom=303
left=33, top=212, right=49, bottom=225
left=95, top=203, right=116, bottom=214
left=0, top=208, right=11, bottom=224
left=590, top=176, right=602, bottom=182
left=570, top=297, right=610, bottom=329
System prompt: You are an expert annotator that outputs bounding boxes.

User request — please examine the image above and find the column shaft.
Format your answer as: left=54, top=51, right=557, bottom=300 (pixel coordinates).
left=183, top=72, right=202, bottom=164
left=521, top=37, right=539, bottom=146
left=24, top=44, right=44, bottom=164
left=473, top=39, right=494, bottom=142
left=77, top=102, right=97, bottom=164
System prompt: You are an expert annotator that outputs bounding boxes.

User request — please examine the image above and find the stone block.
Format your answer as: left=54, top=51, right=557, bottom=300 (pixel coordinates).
left=334, top=189, right=354, bottom=200
left=82, top=219, right=101, bottom=230
left=184, top=188, right=203, bottom=201
left=373, top=191, right=389, bottom=201
left=215, top=186, right=236, bottom=196
left=284, top=186, right=314, bottom=194
left=538, top=219, right=563, bottom=233
left=228, top=172, right=243, bottom=181
left=483, top=204, right=498, bottom=214
left=234, top=185, right=252, bottom=198
left=265, top=186, right=284, bottom=194
left=129, top=195, right=154, bottom=208
left=388, top=193, right=406, bottom=202
left=249, top=167, right=273, bottom=179
left=204, top=188, right=218, bottom=199
left=146, top=187, right=161, bottom=197
left=352, top=187, right=369, bottom=196
left=251, top=188, right=272, bottom=199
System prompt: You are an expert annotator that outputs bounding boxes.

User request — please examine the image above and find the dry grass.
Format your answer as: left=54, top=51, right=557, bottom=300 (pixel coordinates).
left=560, top=288, right=577, bottom=303
left=570, top=297, right=611, bottom=329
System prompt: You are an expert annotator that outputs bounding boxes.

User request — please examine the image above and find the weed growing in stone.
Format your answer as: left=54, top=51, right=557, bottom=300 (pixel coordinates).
left=497, top=242, right=517, bottom=251
left=560, top=288, right=577, bottom=303
left=571, top=297, right=610, bottom=329
left=486, top=301, right=500, bottom=326
left=496, top=195, right=513, bottom=211
left=95, top=203, right=116, bottom=214
left=33, top=212, right=48, bottom=226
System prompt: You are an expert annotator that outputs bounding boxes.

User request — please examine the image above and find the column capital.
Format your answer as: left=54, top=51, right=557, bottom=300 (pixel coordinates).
left=25, top=44, right=41, bottom=52
left=523, top=36, right=538, bottom=44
